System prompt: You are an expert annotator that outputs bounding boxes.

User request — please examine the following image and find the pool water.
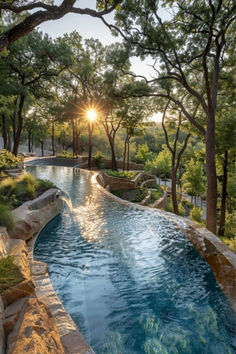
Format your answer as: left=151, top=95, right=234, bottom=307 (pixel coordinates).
left=28, top=165, right=236, bottom=354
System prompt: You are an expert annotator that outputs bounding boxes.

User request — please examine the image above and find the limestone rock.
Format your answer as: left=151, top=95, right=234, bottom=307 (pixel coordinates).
left=10, top=189, right=63, bottom=241
left=3, top=297, right=29, bottom=335
left=0, top=227, right=10, bottom=260
left=7, top=297, right=65, bottom=354
left=8, top=239, right=30, bottom=280
left=1, top=280, right=35, bottom=306
left=0, top=296, right=5, bottom=354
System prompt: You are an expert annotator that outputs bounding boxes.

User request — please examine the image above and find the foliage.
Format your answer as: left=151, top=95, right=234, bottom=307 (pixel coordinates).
left=0, top=173, right=55, bottom=208
left=149, top=186, right=163, bottom=203
left=105, top=170, right=138, bottom=180
left=0, top=203, right=14, bottom=232
left=132, top=188, right=148, bottom=203
left=135, top=143, right=153, bottom=163
left=56, top=150, right=77, bottom=159
left=0, top=150, right=22, bottom=171
left=224, top=212, right=236, bottom=240
left=190, top=206, right=203, bottom=223
left=145, top=148, right=171, bottom=178
left=93, top=151, right=105, bottom=169
left=0, top=256, right=24, bottom=293
left=182, top=159, right=206, bottom=198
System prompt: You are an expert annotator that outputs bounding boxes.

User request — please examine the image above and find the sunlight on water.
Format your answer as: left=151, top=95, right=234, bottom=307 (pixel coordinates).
left=27, top=165, right=236, bottom=354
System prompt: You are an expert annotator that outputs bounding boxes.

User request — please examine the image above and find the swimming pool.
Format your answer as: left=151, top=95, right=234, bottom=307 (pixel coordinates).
left=28, top=165, right=235, bottom=353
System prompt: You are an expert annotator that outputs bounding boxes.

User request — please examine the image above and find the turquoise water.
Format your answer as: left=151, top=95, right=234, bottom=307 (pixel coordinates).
left=28, top=165, right=236, bottom=354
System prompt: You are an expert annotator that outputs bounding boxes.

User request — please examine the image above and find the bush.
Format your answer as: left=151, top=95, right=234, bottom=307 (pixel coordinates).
left=132, top=188, right=148, bottom=203
left=0, top=149, right=22, bottom=171
left=178, top=203, right=186, bottom=217
left=93, top=151, right=105, bottom=169
left=105, top=170, right=139, bottom=180
left=224, top=212, right=236, bottom=239
left=0, top=203, right=14, bottom=232
left=190, top=206, right=203, bottom=222
left=56, top=150, right=76, bottom=159
left=149, top=186, right=163, bottom=203
left=0, top=256, right=24, bottom=293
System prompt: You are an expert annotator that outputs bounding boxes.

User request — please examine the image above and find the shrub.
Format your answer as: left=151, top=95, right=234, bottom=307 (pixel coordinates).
left=178, top=203, right=186, bottom=217
left=224, top=212, right=236, bottom=239
left=190, top=206, right=203, bottom=222
left=105, top=170, right=138, bottom=180
left=14, top=173, right=37, bottom=200
left=0, top=256, right=24, bottom=293
left=149, top=186, right=163, bottom=203
left=93, top=151, right=105, bottom=169
left=56, top=150, right=76, bottom=159
left=132, top=188, right=148, bottom=203
left=0, top=203, right=14, bottom=232
left=0, top=149, right=22, bottom=171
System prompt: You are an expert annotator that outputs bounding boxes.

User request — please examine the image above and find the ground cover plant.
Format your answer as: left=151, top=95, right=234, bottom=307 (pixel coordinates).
left=0, top=256, right=24, bottom=293
left=0, top=173, right=55, bottom=208
left=105, top=170, right=139, bottom=180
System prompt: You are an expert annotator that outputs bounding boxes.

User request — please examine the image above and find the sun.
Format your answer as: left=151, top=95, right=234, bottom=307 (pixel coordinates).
left=86, top=109, right=97, bottom=122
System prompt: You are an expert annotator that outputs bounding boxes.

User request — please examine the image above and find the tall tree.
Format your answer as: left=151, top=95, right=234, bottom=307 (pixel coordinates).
left=103, top=0, right=236, bottom=233
left=0, top=0, right=121, bottom=51
left=161, top=102, right=191, bottom=215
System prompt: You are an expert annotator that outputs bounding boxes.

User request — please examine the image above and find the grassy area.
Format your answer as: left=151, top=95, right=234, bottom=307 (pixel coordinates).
left=56, top=150, right=78, bottom=159
left=105, top=170, right=139, bottom=180
left=0, top=256, right=24, bottom=293
left=149, top=185, right=163, bottom=203
left=0, top=203, right=14, bottom=232
left=0, top=173, right=55, bottom=208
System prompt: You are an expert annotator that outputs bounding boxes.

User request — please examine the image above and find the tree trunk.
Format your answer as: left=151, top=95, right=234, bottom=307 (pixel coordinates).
left=41, top=140, right=44, bottom=157
left=205, top=113, right=217, bottom=234
left=51, top=120, right=55, bottom=156
left=28, top=131, right=31, bottom=152
left=127, top=137, right=130, bottom=171
left=13, top=95, right=25, bottom=156
left=31, top=135, right=34, bottom=152
left=1, top=114, right=8, bottom=149
left=123, top=139, right=127, bottom=171
left=171, top=166, right=179, bottom=215
left=218, top=150, right=228, bottom=236
left=88, top=122, right=93, bottom=169
left=108, top=136, right=117, bottom=171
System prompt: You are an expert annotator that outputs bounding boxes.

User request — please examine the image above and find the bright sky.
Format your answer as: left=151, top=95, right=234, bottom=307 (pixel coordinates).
left=38, top=0, right=166, bottom=121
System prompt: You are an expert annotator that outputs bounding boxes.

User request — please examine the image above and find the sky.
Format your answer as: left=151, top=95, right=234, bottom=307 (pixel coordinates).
left=38, top=0, right=165, bottom=121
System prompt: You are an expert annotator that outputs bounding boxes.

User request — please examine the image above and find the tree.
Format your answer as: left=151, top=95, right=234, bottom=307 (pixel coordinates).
left=161, top=102, right=191, bottom=215
left=182, top=159, right=206, bottom=205
left=0, top=30, right=70, bottom=155
left=103, top=0, right=236, bottom=233
left=0, top=0, right=121, bottom=51
left=135, top=143, right=153, bottom=163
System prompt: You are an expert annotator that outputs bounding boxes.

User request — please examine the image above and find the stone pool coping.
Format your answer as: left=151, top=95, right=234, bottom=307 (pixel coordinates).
left=93, top=173, right=236, bottom=312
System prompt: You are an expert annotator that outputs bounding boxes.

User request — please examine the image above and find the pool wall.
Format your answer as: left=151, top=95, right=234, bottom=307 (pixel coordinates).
left=3, top=188, right=94, bottom=354
left=94, top=173, right=236, bottom=312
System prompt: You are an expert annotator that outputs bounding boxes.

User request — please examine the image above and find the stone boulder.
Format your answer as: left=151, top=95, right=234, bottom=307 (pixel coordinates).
left=6, top=297, right=65, bottom=354
left=1, top=280, right=35, bottom=307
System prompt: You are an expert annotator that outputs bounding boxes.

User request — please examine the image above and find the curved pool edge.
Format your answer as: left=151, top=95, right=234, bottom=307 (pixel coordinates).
left=27, top=198, right=95, bottom=354
left=92, top=172, right=236, bottom=312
